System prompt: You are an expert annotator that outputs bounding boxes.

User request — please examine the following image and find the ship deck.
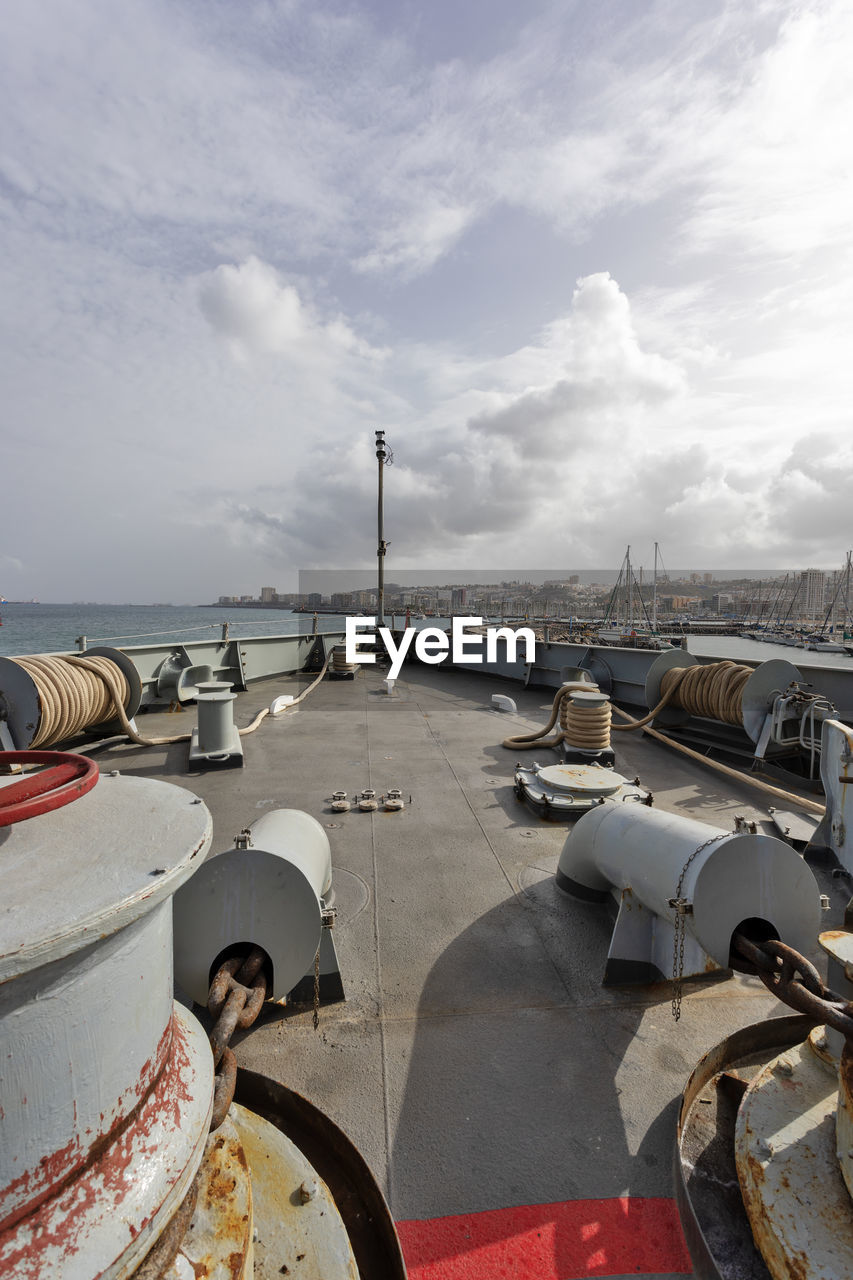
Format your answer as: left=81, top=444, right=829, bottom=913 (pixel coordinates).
left=97, top=661, right=844, bottom=1280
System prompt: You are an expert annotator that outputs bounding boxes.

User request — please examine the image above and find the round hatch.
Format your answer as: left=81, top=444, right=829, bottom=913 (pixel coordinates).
left=536, top=764, right=627, bottom=798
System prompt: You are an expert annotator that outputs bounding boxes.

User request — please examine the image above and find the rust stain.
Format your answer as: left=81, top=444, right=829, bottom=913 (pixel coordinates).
left=0, top=1015, right=173, bottom=1236
left=0, top=1013, right=202, bottom=1276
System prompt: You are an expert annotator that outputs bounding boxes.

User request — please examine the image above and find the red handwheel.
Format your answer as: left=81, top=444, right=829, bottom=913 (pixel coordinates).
left=0, top=751, right=99, bottom=826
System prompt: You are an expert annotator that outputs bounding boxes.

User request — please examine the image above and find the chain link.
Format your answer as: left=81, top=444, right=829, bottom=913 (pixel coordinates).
left=731, top=931, right=853, bottom=1041
left=670, top=835, right=729, bottom=1021
left=207, top=945, right=268, bottom=1129
left=313, top=947, right=321, bottom=1032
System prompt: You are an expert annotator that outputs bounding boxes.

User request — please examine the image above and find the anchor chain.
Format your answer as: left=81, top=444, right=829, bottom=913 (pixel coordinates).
left=207, top=945, right=269, bottom=1129
left=130, top=947, right=269, bottom=1276
left=731, top=931, right=853, bottom=1041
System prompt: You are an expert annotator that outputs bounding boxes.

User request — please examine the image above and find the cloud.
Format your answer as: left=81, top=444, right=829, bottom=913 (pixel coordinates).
left=198, top=256, right=388, bottom=365
left=207, top=272, right=688, bottom=563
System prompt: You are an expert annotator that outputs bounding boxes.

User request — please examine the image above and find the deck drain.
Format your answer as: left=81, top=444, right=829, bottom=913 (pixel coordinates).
left=325, top=822, right=341, bottom=829
left=520, top=830, right=536, bottom=838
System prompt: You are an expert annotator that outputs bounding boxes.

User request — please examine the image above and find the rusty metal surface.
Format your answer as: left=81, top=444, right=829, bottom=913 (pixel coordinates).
left=135, top=1171, right=201, bottom=1280
left=732, top=932, right=853, bottom=1040
left=0, top=1005, right=213, bottom=1280
left=207, top=948, right=269, bottom=1130
left=232, top=1102, right=357, bottom=1279
left=162, top=1116, right=253, bottom=1280
left=234, top=1069, right=407, bottom=1280
left=676, top=1014, right=813, bottom=1280
left=837, top=1042, right=853, bottom=1203
left=735, top=1035, right=853, bottom=1279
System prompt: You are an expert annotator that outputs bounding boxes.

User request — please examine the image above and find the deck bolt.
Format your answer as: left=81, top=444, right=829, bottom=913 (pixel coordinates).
left=299, top=1179, right=318, bottom=1203
left=775, top=1058, right=794, bottom=1077
left=817, top=1035, right=829, bottom=1051
left=758, top=1138, right=774, bottom=1157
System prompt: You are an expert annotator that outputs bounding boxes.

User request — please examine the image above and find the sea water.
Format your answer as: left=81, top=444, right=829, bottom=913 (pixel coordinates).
left=2, top=602, right=852, bottom=673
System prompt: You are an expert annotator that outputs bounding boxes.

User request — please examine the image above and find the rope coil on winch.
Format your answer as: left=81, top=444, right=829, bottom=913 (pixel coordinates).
left=611, top=659, right=753, bottom=732
left=11, top=655, right=132, bottom=747
left=9, top=650, right=331, bottom=750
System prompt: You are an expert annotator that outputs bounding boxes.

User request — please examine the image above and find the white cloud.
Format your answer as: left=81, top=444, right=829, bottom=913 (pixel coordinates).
left=198, top=256, right=388, bottom=363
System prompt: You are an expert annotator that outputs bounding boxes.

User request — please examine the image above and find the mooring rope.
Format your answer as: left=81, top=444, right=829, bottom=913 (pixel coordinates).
left=502, top=683, right=611, bottom=752
left=610, top=660, right=753, bottom=732
left=10, top=651, right=331, bottom=750
left=13, top=655, right=131, bottom=748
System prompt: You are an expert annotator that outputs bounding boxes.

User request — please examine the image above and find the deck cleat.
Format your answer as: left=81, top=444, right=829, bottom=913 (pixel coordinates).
left=358, top=788, right=379, bottom=811
left=330, top=789, right=352, bottom=812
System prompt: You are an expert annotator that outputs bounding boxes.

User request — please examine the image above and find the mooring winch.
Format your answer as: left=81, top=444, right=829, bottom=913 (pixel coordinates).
left=636, top=651, right=837, bottom=775
left=0, top=752, right=401, bottom=1278
left=556, top=801, right=823, bottom=986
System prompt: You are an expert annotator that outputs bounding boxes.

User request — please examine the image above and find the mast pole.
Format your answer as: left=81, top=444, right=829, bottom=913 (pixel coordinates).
left=652, top=542, right=658, bottom=631
left=375, top=430, right=387, bottom=628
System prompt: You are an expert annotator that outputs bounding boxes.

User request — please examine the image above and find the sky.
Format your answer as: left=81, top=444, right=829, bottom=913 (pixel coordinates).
left=1, top=0, right=851, bottom=603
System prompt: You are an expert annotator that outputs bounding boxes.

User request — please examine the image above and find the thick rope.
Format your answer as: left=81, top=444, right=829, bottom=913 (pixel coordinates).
left=502, top=683, right=610, bottom=751
left=13, top=655, right=130, bottom=747
left=11, top=651, right=330, bottom=749
left=564, top=699, right=612, bottom=750
left=611, top=660, right=753, bottom=732
left=611, top=704, right=826, bottom=816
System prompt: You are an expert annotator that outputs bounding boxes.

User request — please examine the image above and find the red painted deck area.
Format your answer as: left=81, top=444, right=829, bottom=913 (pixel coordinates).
left=397, top=1197, right=692, bottom=1279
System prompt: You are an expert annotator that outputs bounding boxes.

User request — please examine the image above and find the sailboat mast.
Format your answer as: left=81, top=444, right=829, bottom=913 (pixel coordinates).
left=652, top=542, right=658, bottom=631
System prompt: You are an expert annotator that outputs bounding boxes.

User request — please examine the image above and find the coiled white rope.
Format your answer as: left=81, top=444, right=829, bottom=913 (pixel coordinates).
left=10, top=651, right=330, bottom=749
left=502, top=683, right=611, bottom=751
left=610, top=660, right=752, bottom=732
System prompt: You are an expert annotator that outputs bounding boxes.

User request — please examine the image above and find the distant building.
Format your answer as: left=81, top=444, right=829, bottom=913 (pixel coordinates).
left=260, top=586, right=277, bottom=603
left=800, top=569, right=825, bottom=618
left=451, top=588, right=468, bottom=608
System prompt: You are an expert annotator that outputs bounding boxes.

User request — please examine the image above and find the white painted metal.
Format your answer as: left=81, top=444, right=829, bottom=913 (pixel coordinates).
left=0, top=774, right=214, bottom=1279
left=818, top=928, right=853, bottom=1064
left=0, top=771, right=212, bottom=980
left=173, top=809, right=334, bottom=1003
left=232, top=1103, right=358, bottom=1279
left=741, top=659, right=804, bottom=742
left=557, top=803, right=821, bottom=968
left=491, top=693, right=517, bottom=713
left=814, top=718, right=853, bottom=875
left=736, top=1038, right=853, bottom=1279
left=515, top=765, right=648, bottom=817
left=537, top=764, right=625, bottom=797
